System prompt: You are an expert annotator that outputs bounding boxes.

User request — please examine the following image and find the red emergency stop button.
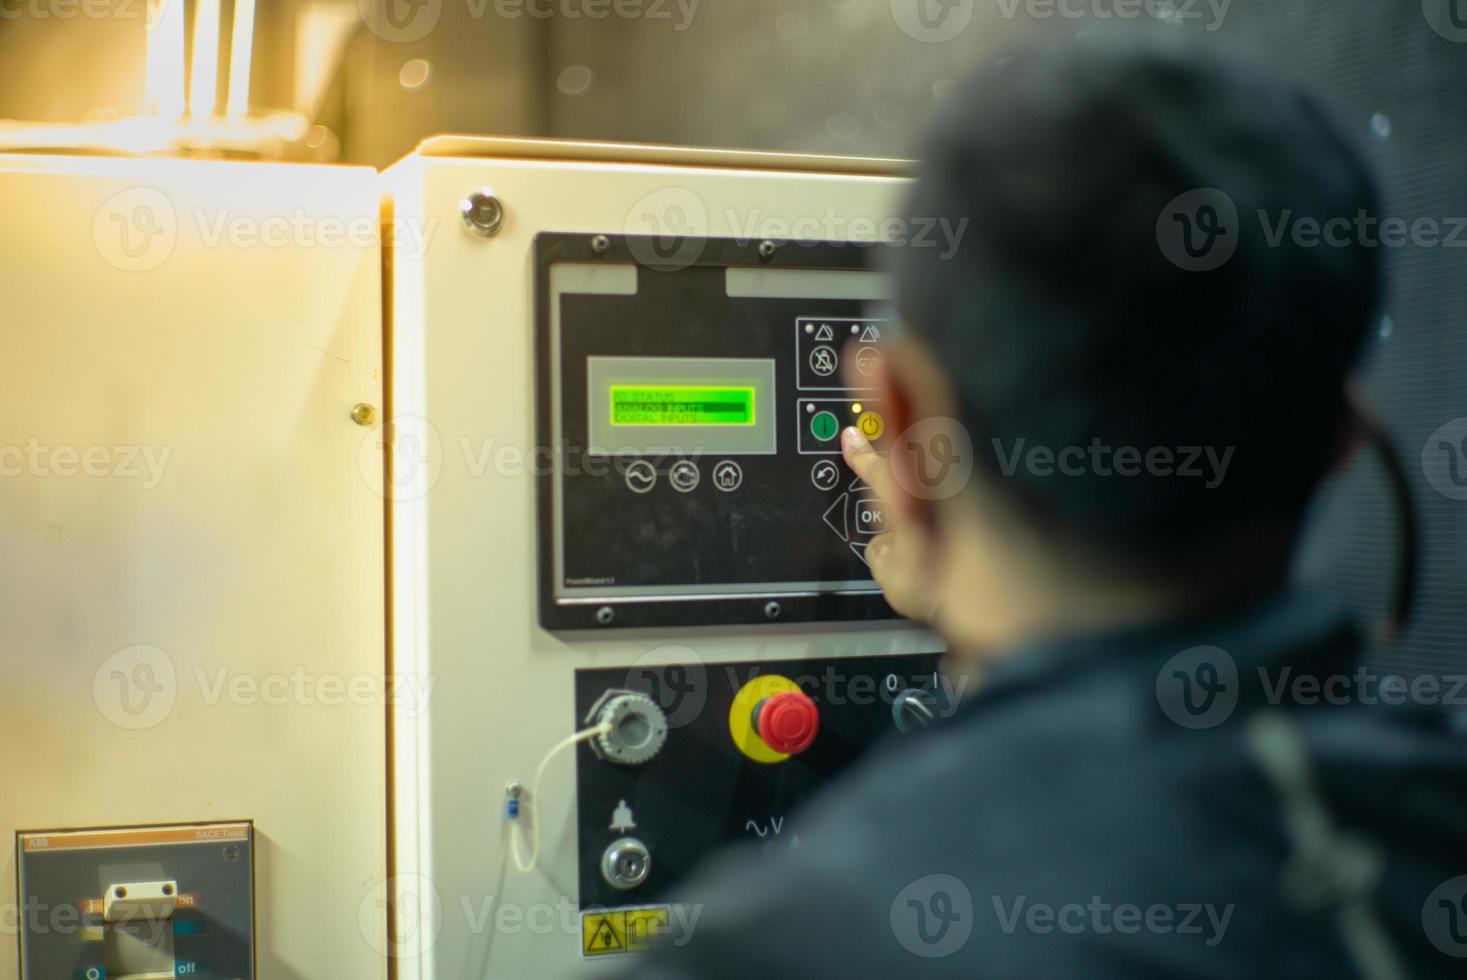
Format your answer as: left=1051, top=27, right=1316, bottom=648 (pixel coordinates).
left=753, top=691, right=820, bottom=755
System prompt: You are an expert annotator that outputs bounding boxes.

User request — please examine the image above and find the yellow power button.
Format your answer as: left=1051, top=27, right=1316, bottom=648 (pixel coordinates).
left=856, top=410, right=885, bottom=441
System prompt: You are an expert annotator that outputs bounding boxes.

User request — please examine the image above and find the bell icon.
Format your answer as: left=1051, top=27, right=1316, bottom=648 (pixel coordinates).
left=610, top=799, right=636, bottom=833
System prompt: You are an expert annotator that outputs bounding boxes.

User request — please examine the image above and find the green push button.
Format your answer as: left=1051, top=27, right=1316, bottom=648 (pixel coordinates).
left=810, top=411, right=839, bottom=442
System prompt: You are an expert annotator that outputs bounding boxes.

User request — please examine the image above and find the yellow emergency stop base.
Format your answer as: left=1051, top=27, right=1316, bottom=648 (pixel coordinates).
left=728, top=674, right=803, bottom=764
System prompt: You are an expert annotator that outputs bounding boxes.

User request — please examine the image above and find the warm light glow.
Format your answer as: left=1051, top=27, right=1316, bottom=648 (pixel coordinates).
left=0, top=111, right=312, bottom=157
left=146, top=0, right=187, bottom=121
left=295, top=4, right=361, bottom=116
left=189, top=0, right=222, bottom=118
left=227, top=0, right=257, bottom=119
left=398, top=59, right=432, bottom=90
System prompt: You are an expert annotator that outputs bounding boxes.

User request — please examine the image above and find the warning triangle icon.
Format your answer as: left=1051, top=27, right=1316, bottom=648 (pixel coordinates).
left=814, top=324, right=835, bottom=342
left=859, top=324, right=881, bottom=344
left=591, top=919, right=622, bottom=951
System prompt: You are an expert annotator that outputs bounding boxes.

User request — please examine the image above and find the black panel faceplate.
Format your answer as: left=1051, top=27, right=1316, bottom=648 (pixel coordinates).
left=16, top=824, right=255, bottom=979
left=573, top=652, right=943, bottom=910
left=536, top=233, right=903, bottom=630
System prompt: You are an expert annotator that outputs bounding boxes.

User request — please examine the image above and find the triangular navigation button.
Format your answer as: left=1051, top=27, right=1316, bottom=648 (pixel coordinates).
left=823, top=493, right=850, bottom=541
left=850, top=541, right=871, bottom=566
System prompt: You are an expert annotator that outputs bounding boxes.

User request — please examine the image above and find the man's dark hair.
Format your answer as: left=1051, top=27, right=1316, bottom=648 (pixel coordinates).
left=895, top=30, right=1381, bottom=573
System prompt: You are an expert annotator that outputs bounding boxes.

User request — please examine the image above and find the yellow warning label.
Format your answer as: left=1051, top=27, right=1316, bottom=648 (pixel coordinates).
left=623, top=907, right=670, bottom=950
left=581, top=907, right=671, bottom=957
left=583, top=913, right=625, bottom=955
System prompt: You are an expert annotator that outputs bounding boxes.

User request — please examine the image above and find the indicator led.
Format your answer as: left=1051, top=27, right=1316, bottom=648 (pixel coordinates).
left=851, top=403, right=862, bottom=414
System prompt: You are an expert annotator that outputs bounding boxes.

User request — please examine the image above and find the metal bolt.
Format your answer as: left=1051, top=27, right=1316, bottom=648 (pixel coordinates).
left=763, top=601, right=782, bottom=621
left=591, top=234, right=611, bottom=255
left=351, top=403, right=377, bottom=427
left=758, top=240, right=778, bottom=261
left=460, top=190, right=504, bottom=237
left=596, top=606, right=615, bottom=626
left=505, top=781, right=522, bottom=800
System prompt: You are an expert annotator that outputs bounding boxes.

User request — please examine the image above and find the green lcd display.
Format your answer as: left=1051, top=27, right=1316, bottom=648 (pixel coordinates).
left=609, top=385, right=757, bottom=426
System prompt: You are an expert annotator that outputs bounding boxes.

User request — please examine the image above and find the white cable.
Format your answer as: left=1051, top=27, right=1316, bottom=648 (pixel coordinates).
left=510, top=723, right=611, bottom=874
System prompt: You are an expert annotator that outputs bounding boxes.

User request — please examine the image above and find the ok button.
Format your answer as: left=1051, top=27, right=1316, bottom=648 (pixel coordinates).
left=855, top=497, right=886, bottom=535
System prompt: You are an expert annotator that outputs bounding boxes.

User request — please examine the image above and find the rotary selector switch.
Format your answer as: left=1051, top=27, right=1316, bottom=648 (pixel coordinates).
left=586, top=690, right=668, bottom=766
left=892, top=687, right=939, bottom=734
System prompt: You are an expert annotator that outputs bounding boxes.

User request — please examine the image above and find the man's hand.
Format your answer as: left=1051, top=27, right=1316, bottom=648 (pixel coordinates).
left=841, top=425, right=940, bottom=624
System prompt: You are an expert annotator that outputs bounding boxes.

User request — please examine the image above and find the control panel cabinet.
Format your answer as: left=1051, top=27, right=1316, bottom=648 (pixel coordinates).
left=0, top=155, right=386, bottom=980
left=385, top=137, right=938, bottom=980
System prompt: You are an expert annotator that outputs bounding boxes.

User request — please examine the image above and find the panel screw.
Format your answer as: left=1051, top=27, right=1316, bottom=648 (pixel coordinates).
left=758, top=240, right=778, bottom=261
left=763, top=601, right=782, bottom=621
left=460, top=190, right=504, bottom=237
left=591, top=234, right=611, bottom=255
left=505, top=781, right=522, bottom=800
left=596, top=606, right=615, bottom=626
left=351, top=403, right=377, bottom=427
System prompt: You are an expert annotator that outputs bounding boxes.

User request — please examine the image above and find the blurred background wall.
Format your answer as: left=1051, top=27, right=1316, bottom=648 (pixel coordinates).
left=2, top=0, right=1465, bottom=693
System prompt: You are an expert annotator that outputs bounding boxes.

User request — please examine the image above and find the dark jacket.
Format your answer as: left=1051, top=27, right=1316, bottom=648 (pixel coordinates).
left=621, top=592, right=1467, bottom=978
